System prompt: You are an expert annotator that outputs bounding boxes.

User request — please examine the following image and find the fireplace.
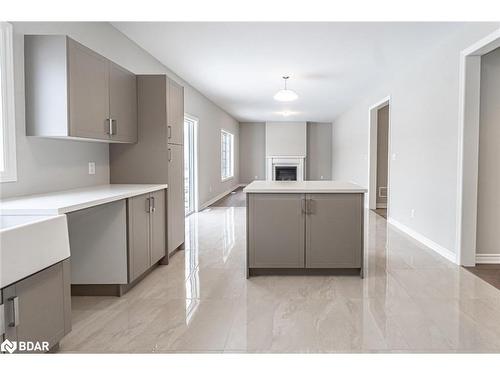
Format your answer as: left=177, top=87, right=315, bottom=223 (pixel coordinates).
left=266, top=157, right=305, bottom=181
left=274, top=166, right=297, bottom=181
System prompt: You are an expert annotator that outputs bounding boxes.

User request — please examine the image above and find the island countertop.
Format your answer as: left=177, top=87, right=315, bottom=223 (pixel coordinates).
left=243, top=180, right=367, bottom=194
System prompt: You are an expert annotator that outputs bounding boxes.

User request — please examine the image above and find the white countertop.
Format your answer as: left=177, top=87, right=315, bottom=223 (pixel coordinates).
left=243, top=180, right=367, bottom=193
left=0, top=184, right=168, bottom=215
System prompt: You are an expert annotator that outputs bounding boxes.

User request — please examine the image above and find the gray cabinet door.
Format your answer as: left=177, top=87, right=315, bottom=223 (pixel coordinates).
left=305, top=193, right=363, bottom=268
left=109, top=62, right=138, bottom=143
left=150, top=189, right=167, bottom=264
left=128, top=193, right=151, bottom=282
left=167, top=144, right=185, bottom=254
left=67, top=38, right=110, bottom=140
left=248, top=193, right=305, bottom=268
left=167, top=78, right=184, bottom=145
left=2, top=262, right=69, bottom=352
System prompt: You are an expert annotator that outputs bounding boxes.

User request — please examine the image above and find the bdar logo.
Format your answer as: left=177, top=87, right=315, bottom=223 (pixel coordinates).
left=1, top=339, right=17, bottom=354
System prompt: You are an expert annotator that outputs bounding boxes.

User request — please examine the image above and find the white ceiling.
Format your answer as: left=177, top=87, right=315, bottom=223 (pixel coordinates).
left=112, top=22, right=466, bottom=122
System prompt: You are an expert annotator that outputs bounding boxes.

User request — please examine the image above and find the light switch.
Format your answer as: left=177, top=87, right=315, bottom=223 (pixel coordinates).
left=88, top=162, right=96, bottom=175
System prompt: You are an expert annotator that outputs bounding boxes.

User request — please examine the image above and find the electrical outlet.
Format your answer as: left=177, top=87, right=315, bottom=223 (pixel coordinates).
left=391, top=153, right=397, bottom=161
left=410, top=209, right=415, bottom=218
left=254, top=175, right=258, bottom=179
left=320, top=175, right=324, bottom=180
left=88, top=162, right=96, bottom=175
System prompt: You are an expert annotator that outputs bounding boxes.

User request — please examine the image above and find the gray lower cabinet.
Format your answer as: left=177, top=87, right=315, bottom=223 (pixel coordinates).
left=150, top=190, right=167, bottom=264
left=128, top=190, right=167, bottom=282
left=25, top=35, right=137, bottom=143
left=1, top=260, right=71, bottom=353
left=248, top=194, right=305, bottom=268
left=128, top=193, right=151, bottom=282
left=247, top=193, right=364, bottom=272
left=305, top=193, right=363, bottom=268
left=167, top=144, right=185, bottom=254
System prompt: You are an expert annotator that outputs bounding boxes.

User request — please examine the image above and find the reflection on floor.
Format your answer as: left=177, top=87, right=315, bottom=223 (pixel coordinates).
left=60, top=207, right=500, bottom=353
left=464, top=264, right=500, bottom=291
left=210, top=187, right=246, bottom=207
left=372, top=208, right=387, bottom=219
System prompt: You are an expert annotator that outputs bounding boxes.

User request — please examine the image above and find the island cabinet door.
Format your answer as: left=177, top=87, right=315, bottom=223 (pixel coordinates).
left=305, top=193, right=363, bottom=268
left=248, top=193, right=306, bottom=268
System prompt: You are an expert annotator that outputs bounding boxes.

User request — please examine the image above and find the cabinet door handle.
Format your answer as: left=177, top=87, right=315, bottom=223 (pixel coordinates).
left=146, top=197, right=151, bottom=213
left=168, top=148, right=172, bottom=162
left=105, top=118, right=112, bottom=135
left=168, top=125, right=172, bottom=139
left=151, top=196, right=156, bottom=213
left=307, top=199, right=314, bottom=215
left=301, top=198, right=306, bottom=214
left=111, top=119, right=116, bottom=136
left=8, top=296, right=19, bottom=328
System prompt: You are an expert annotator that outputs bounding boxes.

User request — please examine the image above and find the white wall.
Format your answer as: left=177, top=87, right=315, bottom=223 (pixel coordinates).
left=1, top=22, right=239, bottom=205
left=332, top=23, right=500, bottom=255
left=186, top=87, right=239, bottom=207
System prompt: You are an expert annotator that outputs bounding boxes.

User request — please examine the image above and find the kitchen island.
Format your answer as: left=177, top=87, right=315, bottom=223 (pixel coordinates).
left=244, top=181, right=367, bottom=278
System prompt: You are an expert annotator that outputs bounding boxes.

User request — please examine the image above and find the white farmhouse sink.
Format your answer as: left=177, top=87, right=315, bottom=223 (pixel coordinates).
left=0, top=215, right=70, bottom=288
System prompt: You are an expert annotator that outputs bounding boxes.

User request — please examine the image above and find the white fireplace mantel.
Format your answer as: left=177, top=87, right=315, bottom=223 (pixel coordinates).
left=266, top=156, right=305, bottom=181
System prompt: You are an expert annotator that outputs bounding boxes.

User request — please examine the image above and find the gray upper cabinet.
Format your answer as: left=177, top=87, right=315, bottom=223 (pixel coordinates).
left=167, top=78, right=184, bottom=145
left=167, top=144, right=185, bottom=254
left=109, top=62, right=138, bottom=143
left=248, top=193, right=305, bottom=268
left=305, top=193, right=363, bottom=268
left=67, top=38, right=110, bottom=140
left=25, top=35, right=137, bottom=143
left=110, top=75, right=168, bottom=184
left=128, top=190, right=167, bottom=282
left=2, top=260, right=71, bottom=352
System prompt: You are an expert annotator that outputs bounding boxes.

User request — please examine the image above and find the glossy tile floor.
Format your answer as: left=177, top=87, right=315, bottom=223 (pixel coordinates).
left=60, top=207, right=500, bottom=353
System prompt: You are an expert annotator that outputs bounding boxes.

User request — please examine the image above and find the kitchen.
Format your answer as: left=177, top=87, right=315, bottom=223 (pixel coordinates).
left=2, top=15, right=500, bottom=370
left=0, top=24, right=364, bottom=353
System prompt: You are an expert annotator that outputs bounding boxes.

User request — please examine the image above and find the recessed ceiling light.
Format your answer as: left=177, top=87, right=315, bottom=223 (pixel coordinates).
left=273, top=76, right=298, bottom=102
left=275, top=110, right=299, bottom=117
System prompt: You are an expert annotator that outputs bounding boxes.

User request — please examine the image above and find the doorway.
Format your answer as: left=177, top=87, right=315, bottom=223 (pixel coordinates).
left=184, top=115, right=198, bottom=216
left=368, top=97, right=391, bottom=219
left=457, top=28, right=500, bottom=267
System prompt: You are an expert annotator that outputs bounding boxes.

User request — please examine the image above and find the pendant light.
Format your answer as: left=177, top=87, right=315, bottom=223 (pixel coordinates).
left=273, top=76, right=298, bottom=102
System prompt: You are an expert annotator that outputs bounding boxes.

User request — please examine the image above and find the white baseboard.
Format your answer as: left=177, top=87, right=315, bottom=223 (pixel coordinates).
left=376, top=203, right=387, bottom=208
left=387, top=218, right=457, bottom=264
left=198, top=184, right=243, bottom=210
left=476, top=254, right=500, bottom=264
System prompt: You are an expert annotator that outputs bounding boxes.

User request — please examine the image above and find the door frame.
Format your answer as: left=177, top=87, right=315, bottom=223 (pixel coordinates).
left=456, top=28, right=500, bottom=266
left=184, top=113, right=199, bottom=215
left=368, top=96, right=392, bottom=216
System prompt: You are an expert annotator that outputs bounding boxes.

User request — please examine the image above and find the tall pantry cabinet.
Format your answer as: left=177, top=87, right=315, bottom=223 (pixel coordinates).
left=110, top=75, right=185, bottom=257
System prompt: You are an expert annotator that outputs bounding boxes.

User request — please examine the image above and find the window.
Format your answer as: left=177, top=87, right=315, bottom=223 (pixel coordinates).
left=0, top=22, right=17, bottom=182
left=220, top=129, right=234, bottom=181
